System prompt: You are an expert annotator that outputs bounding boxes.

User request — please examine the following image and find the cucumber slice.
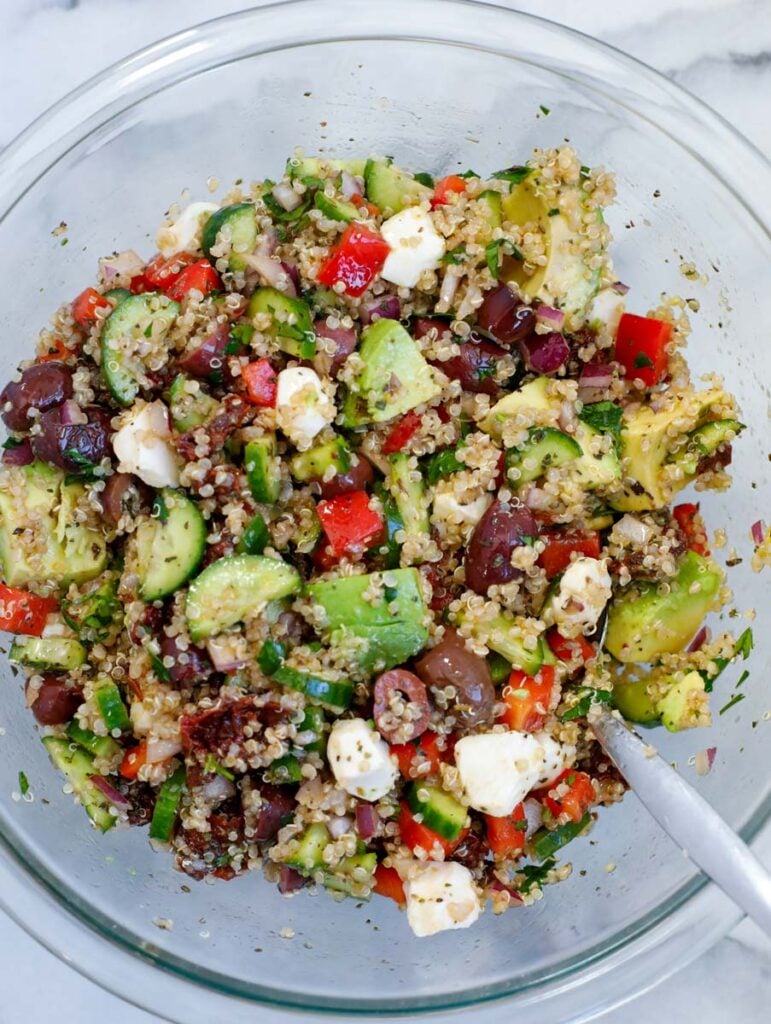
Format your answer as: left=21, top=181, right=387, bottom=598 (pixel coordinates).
left=286, top=157, right=367, bottom=180
left=101, top=293, right=179, bottom=406
left=388, top=452, right=429, bottom=539
left=201, top=203, right=258, bottom=271
left=487, top=652, right=512, bottom=685
left=104, top=287, right=131, bottom=305
left=265, top=754, right=303, bottom=785
left=323, top=852, right=377, bottom=896
left=149, top=765, right=186, bottom=842
left=42, top=737, right=115, bottom=832
left=185, top=554, right=301, bottom=641
left=66, top=721, right=122, bottom=760
left=289, top=437, right=351, bottom=483
left=407, top=783, right=468, bottom=841
left=134, top=489, right=206, bottom=602
left=247, top=287, right=316, bottom=359
left=530, top=811, right=592, bottom=860
left=314, top=192, right=359, bottom=223
left=237, top=512, right=270, bottom=555
left=9, top=636, right=86, bottom=671
left=273, top=665, right=354, bottom=713
left=669, top=418, right=744, bottom=476
left=94, top=681, right=131, bottom=733
left=506, top=426, right=583, bottom=487
left=284, top=822, right=330, bottom=872
left=297, top=706, right=326, bottom=754
left=363, top=159, right=432, bottom=214
left=169, top=374, right=218, bottom=432
left=245, top=436, right=281, bottom=504
left=451, top=609, right=544, bottom=675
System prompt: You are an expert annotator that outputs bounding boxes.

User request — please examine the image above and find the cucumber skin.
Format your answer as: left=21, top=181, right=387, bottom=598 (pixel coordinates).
left=407, top=783, right=467, bottom=841
left=201, top=203, right=257, bottom=271
left=136, top=489, right=206, bottom=602
left=149, top=765, right=186, bottom=842
left=101, top=293, right=179, bottom=406
left=42, top=737, right=115, bottom=832
left=9, top=636, right=87, bottom=671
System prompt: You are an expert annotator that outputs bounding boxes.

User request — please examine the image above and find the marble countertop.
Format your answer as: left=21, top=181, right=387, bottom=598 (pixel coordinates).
left=0, top=1, right=769, bottom=1021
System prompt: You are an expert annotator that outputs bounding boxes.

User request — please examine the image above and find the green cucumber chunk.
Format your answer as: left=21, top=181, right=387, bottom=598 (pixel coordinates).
left=149, top=765, right=186, bottom=842
left=363, top=159, right=432, bottom=214
left=94, top=681, right=131, bottom=733
left=66, top=721, right=122, bottom=760
left=284, top=822, right=331, bottom=872
left=388, top=452, right=429, bottom=538
left=237, top=512, right=270, bottom=555
left=407, top=783, right=468, bottom=841
left=169, top=374, right=218, bottom=432
left=42, top=737, right=115, bottom=832
left=273, top=665, right=354, bottom=713
left=104, top=287, right=131, bottom=305
left=201, top=203, right=258, bottom=272
left=450, top=609, right=544, bottom=676
left=531, top=811, right=592, bottom=860
left=100, top=293, right=179, bottom=406
left=185, top=554, right=301, bottom=641
left=323, top=852, right=377, bottom=896
left=611, top=677, right=660, bottom=725
left=265, top=754, right=303, bottom=785
left=314, top=192, right=359, bottom=222
left=286, top=157, right=367, bottom=180
left=487, top=652, right=513, bottom=685
left=669, top=418, right=745, bottom=476
left=290, top=437, right=351, bottom=483
left=245, top=436, right=281, bottom=504
left=247, top=287, right=316, bottom=359
left=9, top=636, right=86, bottom=671
left=505, top=426, right=582, bottom=486
left=135, top=489, right=206, bottom=602
left=297, top=706, right=326, bottom=754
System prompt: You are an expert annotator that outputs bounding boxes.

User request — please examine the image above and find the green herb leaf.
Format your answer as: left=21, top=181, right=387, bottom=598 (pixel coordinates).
left=560, top=688, right=613, bottom=721
left=491, top=166, right=532, bottom=187
left=734, top=627, right=753, bottom=660
left=149, top=652, right=170, bottom=683
left=485, top=238, right=523, bottom=279
left=263, top=191, right=312, bottom=223
left=547, top=208, right=559, bottom=217
left=414, top=171, right=435, bottom=188
left=228, top=323, right=254, bottom=351
left=65, top=449, right=97, bottom=471
left=579, top=401, right=623, bottom=438
left=300, top=175, right=325, bottom=191
left=441, top=245, right=467, bottom=266
left=719, top=692, right=745, bottom=716
left=458, top=169, right=480, bottom=180
left=580, top=165, right=591, bottom=181
left=18, top=771, right=29, bottom=796
left=423, top=447, right=464, bottom=486
left=633, top=353, right=654, bottom=369
left=539, top=105, right=550, bottom=116
left=204, top=753, right=235, bottom=781
left=2, top=437, right=24, bottom=450
left=517, top=858, right=556, bottom=894
left=736, top=669, right=750, bottom=687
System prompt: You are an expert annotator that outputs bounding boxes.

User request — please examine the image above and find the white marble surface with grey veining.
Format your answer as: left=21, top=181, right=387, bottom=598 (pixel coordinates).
left=0, top=0, right=769, bottom=1021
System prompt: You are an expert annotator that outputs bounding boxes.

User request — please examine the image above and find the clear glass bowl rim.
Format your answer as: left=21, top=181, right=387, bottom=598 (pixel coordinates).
left=0, top=1, right=768, bottom=1019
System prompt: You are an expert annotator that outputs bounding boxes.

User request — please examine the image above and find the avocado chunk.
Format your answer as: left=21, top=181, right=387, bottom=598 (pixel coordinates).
left=341, top=319, right=441, bottom=427
left=611, top=676, right=660, bottom=725
left=604, top=551, right=722, bottom=663
left=307, top=568, right=429, bottom=672
left=501, top=182, right=601, bottom=321
left=480, top=376, right=552, bottom=438
left=0, top=463, right=106, bottom=587
left=610, top=387, right=734, bottom=512
left=656, top=670, right=710, bottom=732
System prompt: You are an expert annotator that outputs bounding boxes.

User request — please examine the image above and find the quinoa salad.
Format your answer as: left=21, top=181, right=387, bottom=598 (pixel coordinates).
left=0, top=147, right=757, bottom=938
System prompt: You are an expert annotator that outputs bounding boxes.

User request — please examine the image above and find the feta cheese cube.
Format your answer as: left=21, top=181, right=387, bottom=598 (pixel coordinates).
left=275, top=366, right=335, bottom=448
left=454, top=730, right=575, bottom=817
left=112, top=400, right=181, bottom=488
left=156, top=201, right=219, bottom=257
left=380, top=207, right=445, bottom=288
left=327, top=718, right=397, bottom=801
left=404, top=861, right=481, bottom=937
left=549, top=556, right=612, bottom=639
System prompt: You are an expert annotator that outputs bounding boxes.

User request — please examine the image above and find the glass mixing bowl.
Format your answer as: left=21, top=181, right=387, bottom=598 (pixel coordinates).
left=0, top=2, right=768, bottom=1020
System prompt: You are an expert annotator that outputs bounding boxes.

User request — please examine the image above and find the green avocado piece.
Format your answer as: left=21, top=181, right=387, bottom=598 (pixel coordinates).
left=656, top=670, right=709, bottom=732
left=611, top=677, right=660, bottom=725
left=480, top=376, right=552, bottom=438
left=604, top=551, right=723, bottom=664
left=341, top=319, right=441, bottom=427
left=307, top=568, right=429, bottom=672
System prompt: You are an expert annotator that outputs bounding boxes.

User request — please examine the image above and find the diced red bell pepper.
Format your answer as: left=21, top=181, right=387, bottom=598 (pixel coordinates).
left=538, top=769, right=595, bottom=824
left=673, top=502, right=710, bottom=557
left=312, top=540, right=340, bottom=572
left=0, top=585, right=57, bottom=636
left=242, top=359, right=278, bottom=407
left=165, top=259, right=220, bottom=301
left=485, top=802, right=527, bottom=858
left=119, top=741, right=148, bottom=780
left=398, top=801, right=468, bottom=857
left=614, top=312, right=671, bottom=387
left=316, top=490, right=384, bottom=558
left=546, top=627, right=596, bottom=666
left=131, top=251, right=198, bottom=294
left=538, top=529, right=601, bottom=578
left=317, top=222, right=390, bottom=297
left=390, top=730, right=454, bottom=779
left=372, top=864, right=406, bottom=905
left=381, top=411, right=421, bottom=455
left=37, top=337, right=75, bottom=363
left=71, top=287, right=110, bottom=327
left=500, top=665, right=555, bottom=732
left=431, top=175, right=467, bottom=208
left=350, top=193, right=380, bottom=217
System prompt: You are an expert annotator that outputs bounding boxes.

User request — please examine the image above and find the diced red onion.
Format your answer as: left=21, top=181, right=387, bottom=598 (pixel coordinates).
left=360, top=295, right=401, bottom=325
left=521, top=485, right=551, bottom=511
left=535, top=304, right=565, bottom=331
left=278, top=866, right=307, bottom=894
left=355, top=802, right=380, bottom=840
left=98, top=250, right=144, bottom=286
left=280, top=261, right=300, bottom=296
left=200, top=773, right=235, bottom=803
left=611, top=281, right=630, bottom=296
left=694, top=746, right=717, bottom=777
left=2, top=438, right=33, bottom=466
left=88, top=774, right=131, bottom=810
left=519, top=331, right=569, bottom=374
left=751, top=519, right=765, bottom=546
left=179, top=323, right=232, bottom=379
left=487, top=879, right=524, bottom=903
left=206, top=635, right=248, bottom=672
left=686, top=625, right=709, bottom=653
left=255, top=227, right=278, bottom=259
left=271, top=182, right=302, bottom=212
left=312, top=321, right=358, bottom=378
left=60, top=399, right=88, bottom=426
left=579, top=363, right=613, bottom=389
left=327, top=814, right=354, bottom=840
left=340, top=171, right=363, bottom=199
left=523, top=798, right=543, bottom=838
left=146, top=739, right=182, bottom=763
left=707, top=746, right=717, bottom=769
left=244, top=253, right=295, bottom=293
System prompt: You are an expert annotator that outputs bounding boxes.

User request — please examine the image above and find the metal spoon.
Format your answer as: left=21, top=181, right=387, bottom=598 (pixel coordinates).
left=589, top=703, right=771, bottom=936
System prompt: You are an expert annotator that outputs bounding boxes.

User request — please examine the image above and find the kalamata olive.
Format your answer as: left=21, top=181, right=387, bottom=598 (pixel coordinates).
left=1, top=362, right=73, bottom=431
left=312, top=321, right=358, bottom=379
left=414, top=629, right=496, bottom=727
left=160, top=634, right=214, bottom=686
left=373, top=669, right=431, bottom=743
left=477, top=284, right=535, bottom=346
left=32, top=404, right=112, bottom=471
left=360, top=295, right=401, bottom=326
left=318, top=452, right=375, bottom=499
left=1, top=438, right=34, bottom=466
left=128, top=603, right=166, bottom=646
left=179, top=323, right=234, bottom=380
left=254, top=783, right=296, bottom=841
left=27, top=675, right=82, bottom=725
left=99, top=472, right=150, bottom=524
left=413, top=317, right=452, bottom=341
left=433, top=332, right=507, bottom=396
left=464, top=500, right=538, bottom=594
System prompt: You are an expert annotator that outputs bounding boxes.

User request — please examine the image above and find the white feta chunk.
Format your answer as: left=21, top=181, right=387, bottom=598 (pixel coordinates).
left=275, top=366, right=335, bottom=448
left=380, top=207, right=445, bottom=288
left=454, top=730, right=575, bottom=817
left=112, top=400, right=181, bottom=488
left=431, top=480, right=492, bottom=530
left=156, top=201, right=219, bottom=257
left=548, top=556, right=612, bottom=639
left=404, top=861, right=481, bottom=937
left=327, top=718, right=397, bottom=801
left=587, top=287, right=626, bottom=337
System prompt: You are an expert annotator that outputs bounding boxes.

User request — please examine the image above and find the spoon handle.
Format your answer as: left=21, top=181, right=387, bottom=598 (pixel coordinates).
left=590, top=708, right=771, bottom=937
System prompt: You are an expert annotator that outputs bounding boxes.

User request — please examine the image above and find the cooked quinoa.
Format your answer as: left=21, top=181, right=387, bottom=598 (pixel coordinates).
left=0, top=147, right=753, bottom=938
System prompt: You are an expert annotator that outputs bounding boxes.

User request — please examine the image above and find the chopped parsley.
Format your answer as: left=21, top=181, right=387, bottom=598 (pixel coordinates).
left=491, top=165, right=532, bottom=188
left=518, top=858, right=556, bottom=894
left=633, top=353, right=654, bottom=369
left=414, top=171, right=435, bottom=188
left=580, top=164, right=591, bottom=181
left=423, top=448, right=464, bottom=486
left=441, top=245, right=467, bottom=266
left=719, top=692, right=746, bottom=716
left=204, top=754, right=235, bottom=781
left=736, top=669, right=750, bottom=687
left=578, top=401, right=623, bottom=439
left=149, top=652, right=170, bottom=683
left=560, top=688, right=613, bottom=721
left=485, top=238, right=523, bottom=279
left=18, top=771, right=29, bottom=797
left=734, top=627, right=753, bottom=660
left=227, top=323, right=254, bottom=351
left=263, top=191, right=311, bottom=223
left=457, top=169, right=480, bottom=179
left=547, top=207, right=560, bottom=217
left=2, top=437, right=24, bottom=450
left=539, top=104, right=550, bottom=116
